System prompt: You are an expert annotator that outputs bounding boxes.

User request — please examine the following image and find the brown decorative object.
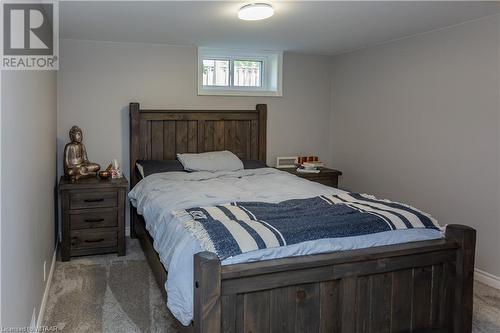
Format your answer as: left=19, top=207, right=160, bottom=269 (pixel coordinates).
left=128, top=103, right=476, bottom=332
left=98, top=170, right=111, bottom=179
left=63, top=126, right=100, bottom=180
left=298, top=156, right=319, bottom=164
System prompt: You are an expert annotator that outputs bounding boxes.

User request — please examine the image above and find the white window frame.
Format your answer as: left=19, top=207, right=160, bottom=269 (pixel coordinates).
left=198, top=47, right=283, bottom=97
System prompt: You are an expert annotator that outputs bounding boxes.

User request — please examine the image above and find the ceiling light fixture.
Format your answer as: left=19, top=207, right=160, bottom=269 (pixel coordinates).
left=238, top=3, right=274, bottom=21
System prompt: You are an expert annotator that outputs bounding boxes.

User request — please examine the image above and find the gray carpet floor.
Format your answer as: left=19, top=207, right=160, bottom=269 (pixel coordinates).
left=43, top=239, right=179, bottom=332
left=43, top=238, right=500, bottom=332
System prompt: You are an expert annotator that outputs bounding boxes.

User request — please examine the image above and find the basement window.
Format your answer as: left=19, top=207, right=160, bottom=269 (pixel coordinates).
left=198, top=47, right=283, bottom=96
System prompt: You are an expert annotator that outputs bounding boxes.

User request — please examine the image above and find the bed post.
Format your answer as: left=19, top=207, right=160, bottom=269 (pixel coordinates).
left=194, top=252, right=221, bottom=333
left=129, top=102, right=140, bottom=238
left=445, top=224, right=476, bottom=333
left=256, top=104, right=267, bottom=163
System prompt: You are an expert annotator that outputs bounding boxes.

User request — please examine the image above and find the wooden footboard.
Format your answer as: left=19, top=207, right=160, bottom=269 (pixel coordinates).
left=194, top=224, right=475, bottom=333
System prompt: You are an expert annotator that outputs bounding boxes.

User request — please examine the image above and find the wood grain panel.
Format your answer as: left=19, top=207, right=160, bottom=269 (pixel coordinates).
left=214, top=121, right=225, bottom=151
left=221, top=295, right=236, bottom=333
left=221, top=250, right=456, bottom=295
left=147, top=118, right=261, bottom=159
left=243, top=291, right=270, bottom=333
left=224, top=120, right=236, bottom=154
left=204, top=121, right=215, bottom=152
left=234, top=121, right=244, bottom=158
left=295, top=283, right=320, bottom=333
left=250, top=120, right=259, bottom=160
left=430, top=264, right=443, bottom=328
left=270, top=287, right=295, bottom=333
left=188, top=120, right=198, bottom=152
left=151, top=121, right=164, bottom=159
left=197, top=120, right=205, bottom=153
left=139, top=120, right=151, bottom=160
left=257, top=104, right=267, bottom=161
left=341, top=277, right=357, bottom=333
left=439, top=262, right=455, bottom=330
left=239, top=121, right=251, bottom=160
left=370, top=273, right=392, bottom=333
left=130, top=105, right=266, bottom=184
left=412, top=266, right=433, bottom=330
left=141, top=112, right=258, bottom=121
left=391, top=269, right=413, bottom=332
left=236, top=294, right=244, bottom=333
left=320, top=280, right=341, bottom=333
left=176, top=121, right=188, bottom=154
left=355, top=276, right=370, bottom=333
left=163, top=121, right=176, bottom=159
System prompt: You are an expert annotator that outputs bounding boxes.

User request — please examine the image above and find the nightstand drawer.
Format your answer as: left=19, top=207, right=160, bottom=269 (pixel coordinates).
left=70, top=209, right=118, bottom=230
left=71, top=229, right=117, bottom=250
left=70, top=190, right=118, bottom=209
left=277, top=167, right=341, bottom=188
left=308, top=177, right=337, bottom=188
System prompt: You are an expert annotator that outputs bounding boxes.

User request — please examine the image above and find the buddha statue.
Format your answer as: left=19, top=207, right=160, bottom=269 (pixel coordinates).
left=64, top=126, right=100, bottom=180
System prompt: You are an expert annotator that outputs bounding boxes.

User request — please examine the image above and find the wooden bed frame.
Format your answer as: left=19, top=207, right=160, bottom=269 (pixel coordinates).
left=129, top=102, right=476, bottom=333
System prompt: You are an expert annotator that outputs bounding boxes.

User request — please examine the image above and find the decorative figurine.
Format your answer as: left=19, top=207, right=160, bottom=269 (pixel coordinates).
left=98, top=170, right=111, bottom=180
left=98, top=164, right=113, bottom=180
left=111, top=158, right=122, bottom=179
left=63, top=126, right=100, bottom=180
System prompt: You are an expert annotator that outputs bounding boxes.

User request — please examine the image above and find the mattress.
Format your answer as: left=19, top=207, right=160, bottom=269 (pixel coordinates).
left=128, top=168, right=443, bottom=326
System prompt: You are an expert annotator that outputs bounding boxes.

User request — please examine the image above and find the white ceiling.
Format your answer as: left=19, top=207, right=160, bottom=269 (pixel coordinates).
left=60, top=1, right=500, bottom=55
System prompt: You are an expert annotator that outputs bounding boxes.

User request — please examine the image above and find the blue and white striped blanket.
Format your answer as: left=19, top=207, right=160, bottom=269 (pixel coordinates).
left=177, top=193, right=440, bottom=261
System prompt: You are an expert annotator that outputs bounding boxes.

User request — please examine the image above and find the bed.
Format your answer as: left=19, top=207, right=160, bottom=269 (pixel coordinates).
left=129, top=102, right=476, bottom=333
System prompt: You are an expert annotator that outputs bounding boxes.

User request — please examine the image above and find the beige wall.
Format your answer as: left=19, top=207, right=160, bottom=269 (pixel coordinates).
left=330, top=15, right=500, bottom=277
left=1, top=71, right=57, bottom=326
left=57, top=39, right=333, bottom=229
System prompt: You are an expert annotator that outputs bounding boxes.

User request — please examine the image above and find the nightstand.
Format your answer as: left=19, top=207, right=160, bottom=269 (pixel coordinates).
left=278, top=167, right=342, bottom=188
left=59, top=176, right=128, bottom=261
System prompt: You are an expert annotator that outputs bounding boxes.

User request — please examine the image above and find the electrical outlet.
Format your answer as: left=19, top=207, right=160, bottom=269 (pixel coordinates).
left=43, top=261, right=47, bottom=282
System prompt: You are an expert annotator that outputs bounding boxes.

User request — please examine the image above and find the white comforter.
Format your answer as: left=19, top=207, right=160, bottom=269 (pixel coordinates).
left=128, top=168, right=443, bottom=326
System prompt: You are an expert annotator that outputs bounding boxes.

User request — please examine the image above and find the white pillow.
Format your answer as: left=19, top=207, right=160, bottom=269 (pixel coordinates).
left=177, top=151, right=244, bottom=172
left=136, top=162, right=145, bottom=178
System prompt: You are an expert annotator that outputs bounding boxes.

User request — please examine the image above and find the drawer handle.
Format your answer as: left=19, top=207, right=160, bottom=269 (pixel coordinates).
left=84, top=218, right=105, bottom=223
left=84, top=198, right=104, bottom=203
left=84, top=238, right=104, bottom=243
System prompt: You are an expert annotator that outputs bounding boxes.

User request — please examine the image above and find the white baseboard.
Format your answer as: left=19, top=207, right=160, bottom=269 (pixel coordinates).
left=36, top=246, right=57, bottom=328
left=475, top=268, right=500, bottom=290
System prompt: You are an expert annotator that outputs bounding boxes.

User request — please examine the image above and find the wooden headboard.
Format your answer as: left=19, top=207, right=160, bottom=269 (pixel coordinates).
left=129, top=103, right=267, bottom=187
